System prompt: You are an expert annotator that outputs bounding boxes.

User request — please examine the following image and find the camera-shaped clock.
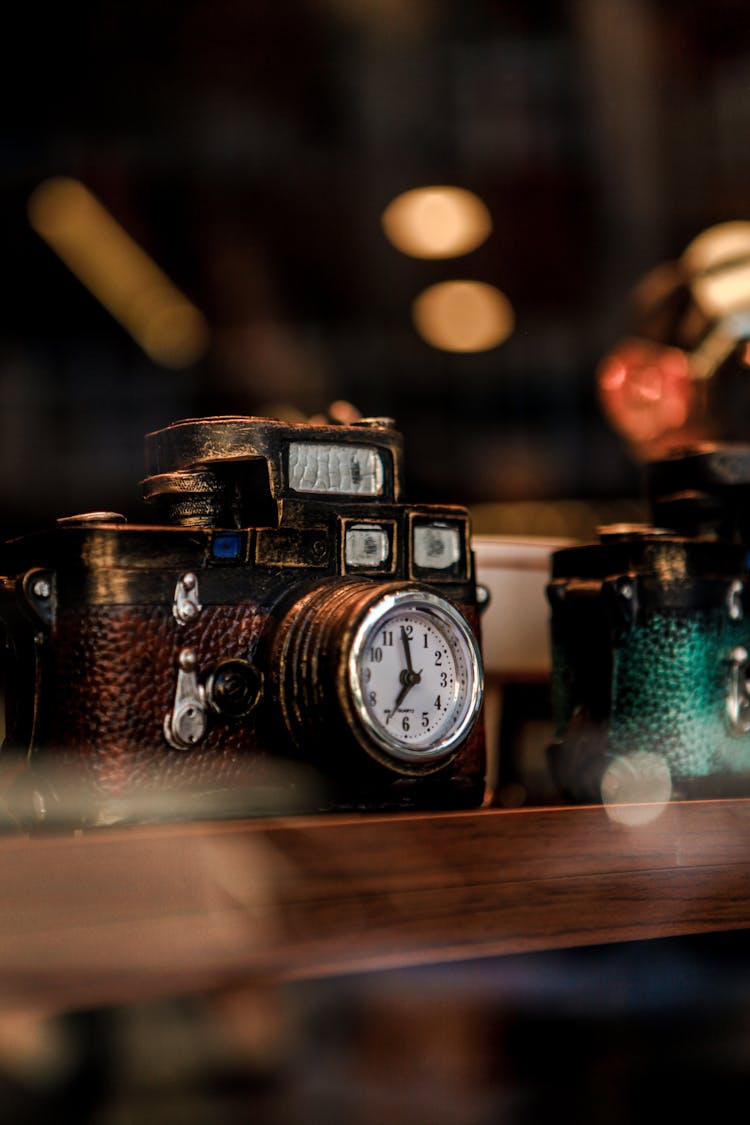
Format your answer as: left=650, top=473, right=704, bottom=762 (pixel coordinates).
left=0, top=415, right=485, bottom=825
left=547, top=445, right=750, bottom=803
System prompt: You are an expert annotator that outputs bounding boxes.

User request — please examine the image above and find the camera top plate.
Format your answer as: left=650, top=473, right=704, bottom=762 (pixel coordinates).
left=646, top=442, right=750, bottom=494
left=144, top=415, right=404, bottom=503
left=550, top=531, right=746, bottom=583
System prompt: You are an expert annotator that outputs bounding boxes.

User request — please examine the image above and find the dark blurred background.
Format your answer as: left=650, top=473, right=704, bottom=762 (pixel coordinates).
left=2, top=6, right=750, bottom=1120
left=2, top=0, right=750, bottom=534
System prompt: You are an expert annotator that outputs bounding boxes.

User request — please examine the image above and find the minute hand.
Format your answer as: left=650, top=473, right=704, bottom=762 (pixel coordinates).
left=401, top=626, right=415, bottom=674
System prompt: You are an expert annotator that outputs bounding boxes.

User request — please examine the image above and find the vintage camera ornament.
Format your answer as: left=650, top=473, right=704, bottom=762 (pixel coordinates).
left=547, top=443, right=750, bottom=803
left=0, top=415, right=486, bottom=825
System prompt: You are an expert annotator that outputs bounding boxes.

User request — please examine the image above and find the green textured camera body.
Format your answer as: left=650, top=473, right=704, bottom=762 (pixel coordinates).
left=547, top=530, right=750, bottom=802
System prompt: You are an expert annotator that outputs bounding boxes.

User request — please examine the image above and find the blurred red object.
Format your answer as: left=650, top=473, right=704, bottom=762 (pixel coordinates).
left=597, top=337, right=703, bottom=461
left=598, top=222, right=750, bottom=462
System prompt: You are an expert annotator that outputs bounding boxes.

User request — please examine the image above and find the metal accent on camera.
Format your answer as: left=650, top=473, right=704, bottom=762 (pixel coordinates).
left=56, top=512, right=127, bottom=526
left=352, top=417, right=396, bottom=429
left=172, top=572, right=202, bottom=625
left=726, top=646, right=750, bottom=736
left=728, top=579, right=744, bottom=621
left=21, top=569, right=56, bottom=627
left=475, top=583, right=491, bottom=611
left=164, top=647, right=207, bottom=750
left=604, top=573, right=638, bottom=629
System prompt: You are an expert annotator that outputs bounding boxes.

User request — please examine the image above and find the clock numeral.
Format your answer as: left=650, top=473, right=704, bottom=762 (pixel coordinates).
left=434, top=695, right=441, bottom=710
left=382, top=630, right=393, bottom=646
left=422, top=632, right=429, bottom=648
left=421, top=712, right=429, bottom=728
left=403, top=624, right=413, bottom=639
left=402, top=715, right=410, bottom=732
left=434, top=650, right=443, bottom=666
left=369, top=691, right=377, bottom=706
left=370, top=646, right=383, bottom=663
left=440, top=671, right=448, bottom=688
left=364, top=667, right=372, bottom=683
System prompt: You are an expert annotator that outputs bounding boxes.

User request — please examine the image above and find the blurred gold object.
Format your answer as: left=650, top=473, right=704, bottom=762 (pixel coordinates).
left=28, top=177, right=210, bottom=369
left=412, top=280, right=514, bottom=353
left=381, top=186, right=492, bottom=259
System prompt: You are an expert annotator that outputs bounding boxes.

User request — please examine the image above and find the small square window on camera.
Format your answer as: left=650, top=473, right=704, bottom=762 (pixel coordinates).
left=411, top=521, right=465, bottom=579
left=344, top=522, right=393, bottom=572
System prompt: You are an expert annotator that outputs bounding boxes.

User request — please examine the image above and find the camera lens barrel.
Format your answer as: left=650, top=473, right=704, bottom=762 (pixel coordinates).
left=272, top=580, right=403, bottom=769
left=272, top=579, right=482, bottom=777
left=143, top=469, right=233, bottom=527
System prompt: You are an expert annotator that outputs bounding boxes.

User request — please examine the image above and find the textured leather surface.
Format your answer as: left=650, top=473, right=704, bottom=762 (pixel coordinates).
left=32, top=596, right=486, bottom=808
left=40, top=603, right=271, bottom=796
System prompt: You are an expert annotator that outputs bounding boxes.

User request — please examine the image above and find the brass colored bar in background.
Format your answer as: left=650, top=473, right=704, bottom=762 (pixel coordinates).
left=28, top=177, right=210, bottom=369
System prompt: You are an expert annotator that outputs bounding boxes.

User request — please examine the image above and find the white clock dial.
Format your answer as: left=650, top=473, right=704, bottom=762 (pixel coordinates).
left=348, top=589, right=482, bottom=763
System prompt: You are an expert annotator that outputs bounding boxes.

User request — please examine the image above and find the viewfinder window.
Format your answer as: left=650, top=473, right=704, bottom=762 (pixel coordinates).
left=412, top=522, right=464, bottom=578
left=345, top=523, right=392, bottom=571
left=288, top=443, right=384, bottom=496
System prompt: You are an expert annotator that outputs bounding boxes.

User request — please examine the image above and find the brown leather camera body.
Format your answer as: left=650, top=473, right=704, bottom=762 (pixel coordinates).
left=0, top=417, right=486, bottom=826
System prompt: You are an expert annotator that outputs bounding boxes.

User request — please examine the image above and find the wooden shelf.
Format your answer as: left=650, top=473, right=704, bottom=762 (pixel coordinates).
left=1, top=798, right=750, bottom=1014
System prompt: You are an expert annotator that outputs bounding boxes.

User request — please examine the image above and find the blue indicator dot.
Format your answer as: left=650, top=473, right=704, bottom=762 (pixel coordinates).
left=212, top=532, right=243, bottom=560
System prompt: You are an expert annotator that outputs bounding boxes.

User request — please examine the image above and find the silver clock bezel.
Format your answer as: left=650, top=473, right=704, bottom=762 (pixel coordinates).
left=347, top=587, right=483, bottom=764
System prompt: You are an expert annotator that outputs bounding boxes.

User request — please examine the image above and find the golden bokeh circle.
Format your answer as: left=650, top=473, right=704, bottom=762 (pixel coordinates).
left=412, top=280, right=514, bottom=352
left=382, top=186, right=492, bottom=259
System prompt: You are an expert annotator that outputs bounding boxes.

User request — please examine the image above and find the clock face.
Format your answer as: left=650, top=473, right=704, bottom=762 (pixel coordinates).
left=348, top=589, right=482, bottom=764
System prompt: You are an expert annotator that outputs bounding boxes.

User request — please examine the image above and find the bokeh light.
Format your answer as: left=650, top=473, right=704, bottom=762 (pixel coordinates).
left=597, top=339, right=693, bottom=445
left=683, top=221, right=750, bottom=317
left=683, top=220, right=750, bottom=274
left=601, top=750, right=672, bottom=826
left=381, top=186, right=492, bottom=259
left=412, top=281, right=514, bottom=352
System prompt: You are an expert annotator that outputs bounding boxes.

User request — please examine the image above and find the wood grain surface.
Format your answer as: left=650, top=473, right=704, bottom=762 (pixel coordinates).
left=0, top=798, right=749, bottom=1013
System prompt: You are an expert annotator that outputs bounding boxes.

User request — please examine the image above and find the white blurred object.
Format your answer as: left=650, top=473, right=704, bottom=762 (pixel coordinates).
left=473, top=535, right=571, bottom=678
left=473, top=535, right=572, bottom=802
